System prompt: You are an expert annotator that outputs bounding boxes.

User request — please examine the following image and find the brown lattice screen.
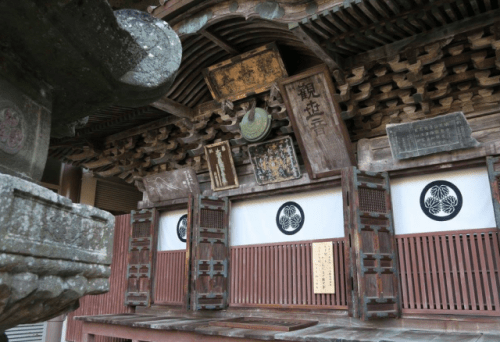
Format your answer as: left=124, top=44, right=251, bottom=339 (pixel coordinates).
left=358, top=187, right=387, bottom=213
left=132, top=222, right=151, bottom=238
left=200, top=209, right=224, bottom=228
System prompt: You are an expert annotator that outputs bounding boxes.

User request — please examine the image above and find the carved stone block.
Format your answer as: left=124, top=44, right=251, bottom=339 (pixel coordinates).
left=0, top=173, right=115, bottom=332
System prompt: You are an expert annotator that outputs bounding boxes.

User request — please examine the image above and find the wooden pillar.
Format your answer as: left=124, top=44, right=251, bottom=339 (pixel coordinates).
left=80, top=171, right=97, bottom=206
left=59, top=164, right=82, bottom=203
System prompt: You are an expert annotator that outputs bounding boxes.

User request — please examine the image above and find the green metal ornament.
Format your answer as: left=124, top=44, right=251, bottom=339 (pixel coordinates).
left=239, top=107, right=272, bottom=142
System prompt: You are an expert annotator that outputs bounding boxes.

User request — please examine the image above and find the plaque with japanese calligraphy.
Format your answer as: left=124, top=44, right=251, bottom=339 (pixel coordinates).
left=203, top=43, right=288, bottom=102
left=279, top=65, right=355, bottom=179
left=312, top=241, right=335, bottom=294
left=143, top=168, right=199, bottom=203
left=386, top=112, right=480, bottom=160
left=204, top=141, right=239, bottom=191
left=248, top=136, right=301, bottom=185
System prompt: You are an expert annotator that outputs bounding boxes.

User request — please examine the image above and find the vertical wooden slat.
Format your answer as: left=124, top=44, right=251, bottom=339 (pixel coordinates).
left=398, top=238, right=408, bottom=309
left=447, top=235, right=463, bottom=311
left=484, top=232, right=500, bottom=311
left=422, top=236, right=434, bottom=310
left=453, top=235, right=468, bottom=311
left=477, top=232, right=493, bottom=311
left=306, top=243, right=313, bottom=305
left=415, top=237, right=428, bottom=309
left=469, top=233, right=483, bottom=311
left=477, top=234, right=492, bottom=311
left=463, top=234, right=477, bottom=311
left=404, top=237, right=415, bottom=309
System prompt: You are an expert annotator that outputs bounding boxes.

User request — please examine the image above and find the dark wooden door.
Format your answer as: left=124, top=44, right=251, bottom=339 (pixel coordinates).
left=124, top=208, right=158, bottom=306
left=487, top=156, right=500, bottom=231
left=190, top=195, right=229, bottom=310
left=342, top=167, right=400, bottom=320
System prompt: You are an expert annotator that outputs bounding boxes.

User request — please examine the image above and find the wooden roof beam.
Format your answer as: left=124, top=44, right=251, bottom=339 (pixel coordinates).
left=290, top=23, right=345, bottom=73
left=351, top=8, right=500, bottom=67
left=104, top=115, right=186, bottom=143
left=151, top=96, right=196, bottom=119
left=200, top=29, right=240, bottom=55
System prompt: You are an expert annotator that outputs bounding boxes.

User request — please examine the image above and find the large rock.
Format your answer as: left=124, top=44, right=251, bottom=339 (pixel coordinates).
left=0, top=174, right=115, bottom=333
left=0, top=1, right=182, bottom=138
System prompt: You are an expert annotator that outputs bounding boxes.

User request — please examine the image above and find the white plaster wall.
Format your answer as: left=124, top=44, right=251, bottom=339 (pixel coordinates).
left=390, top=167, right=496, bottom=235
left=158, top=209, right=187, bottom=251
left=230, top=187, right=344, bottom=246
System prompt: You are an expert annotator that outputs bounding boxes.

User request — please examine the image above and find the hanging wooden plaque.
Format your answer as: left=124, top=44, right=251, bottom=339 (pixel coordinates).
left=248, top=136, right=301, bottom=185
left=204, top=141, right=239, bottom=191
left=312, top=241, right=335, bottom=294
left=279, top=64, right=355, bottom=179
left=203, top=43, right=288, bottom=102
left=142, top=168, right=199, bottom=203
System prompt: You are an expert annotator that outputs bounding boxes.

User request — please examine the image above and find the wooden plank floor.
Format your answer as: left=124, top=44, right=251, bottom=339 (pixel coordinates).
left=76, top=314, right=500, bottom=342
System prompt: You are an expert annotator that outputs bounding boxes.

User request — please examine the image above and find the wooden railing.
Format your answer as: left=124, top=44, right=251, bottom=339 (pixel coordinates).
left=397, top=228, right=500, bottom=316
left=154, top=250, right=186, bottom=305
left=229, top=238, right=347, bottom=309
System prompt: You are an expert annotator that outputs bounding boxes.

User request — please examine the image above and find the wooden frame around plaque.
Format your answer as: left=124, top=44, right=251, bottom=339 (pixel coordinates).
left=203, top=42, right=288, bottom=102
left=279, top=64, right=355, bottom=179
left=248, top=136, right=301, bottom=185
left=204, top=141, right=239, bottom=191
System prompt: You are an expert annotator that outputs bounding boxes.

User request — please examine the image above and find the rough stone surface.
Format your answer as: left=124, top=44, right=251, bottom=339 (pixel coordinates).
left=0, top=174, right=115, bottom=333
left=0, top=79, right=51, bottom=181
left=115, top=10, right=182, bottom=92
left=0, top=173, right=115, bottom=265
left=0, top=1, right=182, bottom=138
left=386, top=112, right=480, bottom=160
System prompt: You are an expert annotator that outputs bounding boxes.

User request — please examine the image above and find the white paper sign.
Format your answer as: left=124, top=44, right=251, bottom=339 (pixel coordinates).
left=312, top=241, right=335, bottom=294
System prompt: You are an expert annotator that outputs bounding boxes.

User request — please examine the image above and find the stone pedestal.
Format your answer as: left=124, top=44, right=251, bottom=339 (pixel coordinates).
left=0, top=173, right=115, bottom=333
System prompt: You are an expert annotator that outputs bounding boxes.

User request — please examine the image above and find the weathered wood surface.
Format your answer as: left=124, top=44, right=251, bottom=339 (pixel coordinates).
left=486, top=157, right=500, bottom=233
left=151, top=96, right=196, bottom=119
left=342, top=168, right=400, bottom=320
left=124, top=209, right=158, bottom=307
left=143, top=168, right=199, bottom=203
left=76, top=314, right=499, bottom=342
left=279, top=64, right=355, bottom=179
left=205, top=141, right=239, bottom=191
left=209, top=317, right=318, bottom=332
left=386, top=112, right=480, bottom=160
left=191, top=196, right=230, bottom=311
left=358, top=113, right=500, bottom=173
left=247, top=136, right=301, bottom=185
left=203, top=43, right=287, bottom=102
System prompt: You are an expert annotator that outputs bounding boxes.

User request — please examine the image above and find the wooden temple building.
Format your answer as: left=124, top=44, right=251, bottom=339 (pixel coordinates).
left=52, top=0, right=500, bottom=341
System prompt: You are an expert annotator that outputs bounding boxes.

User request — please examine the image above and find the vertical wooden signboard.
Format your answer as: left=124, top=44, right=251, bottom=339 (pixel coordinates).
left=190, top=196, right=230, bottom=310
left=205, top=141, right=239, bottom=191
left=342, top=167, right=400, bottom=320
left=279, top=65, right=355, bottom=179
left=124, top=208, right=158, bottom=306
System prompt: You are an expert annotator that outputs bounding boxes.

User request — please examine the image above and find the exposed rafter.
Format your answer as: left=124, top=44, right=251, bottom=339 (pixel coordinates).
left=151, top=96, right=196, bottom=119
left=200, top=29, right=240, bottom=55
left=290, top=23, right=344, bottom=72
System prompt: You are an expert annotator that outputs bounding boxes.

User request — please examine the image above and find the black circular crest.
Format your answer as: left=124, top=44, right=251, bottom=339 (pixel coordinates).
left=276, top=201, right=305, bottom=235
left=420, top=180, right=463, bottom=221
left=177, top=214, right=188, bottom=242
